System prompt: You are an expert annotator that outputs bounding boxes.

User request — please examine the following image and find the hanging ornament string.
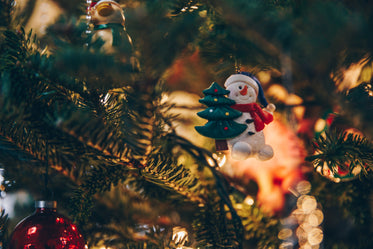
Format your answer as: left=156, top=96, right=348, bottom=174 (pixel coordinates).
left=234, top=56, right=241, bottom=74
left=85, top=0, right=94, bottom=48
left=44, top=141, right=53, bottom=201
left=44, top=141, right=48, bottom=198
left=86, top=0, right=93, bottom=33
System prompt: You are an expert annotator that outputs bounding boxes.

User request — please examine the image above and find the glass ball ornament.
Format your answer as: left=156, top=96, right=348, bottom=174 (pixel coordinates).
left=316, top=161, right=363, bottom=183
left=9, top=200, right=85, bottom=249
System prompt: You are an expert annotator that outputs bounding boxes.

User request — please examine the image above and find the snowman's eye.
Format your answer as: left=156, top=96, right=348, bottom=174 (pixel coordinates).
left=238, top=86, right=242, bottom=89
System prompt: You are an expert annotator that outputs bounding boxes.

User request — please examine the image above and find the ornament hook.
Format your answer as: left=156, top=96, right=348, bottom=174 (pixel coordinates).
left=44, top=141, right=53, bottom=200
left=234, top=58, right=241, bottom=73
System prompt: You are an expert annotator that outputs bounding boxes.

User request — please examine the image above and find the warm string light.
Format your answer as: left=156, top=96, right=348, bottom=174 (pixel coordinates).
left=243, top=195, right=254, bottom=206
left=86, top=0, right=93, bottom=25
left=172, top=226, right=189, bottom=248
left=367, top=83, right=373, bottom=96
left=279, top=180, right=324, bottom=249
left=85, top=0, right=93, bottom=46
left=180, top=3, right=199, bottom=13
left=212, top=153, right=227, bottom=167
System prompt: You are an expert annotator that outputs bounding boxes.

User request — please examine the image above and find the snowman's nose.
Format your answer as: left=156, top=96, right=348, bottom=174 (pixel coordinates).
left=240, top=85, right=248, bottom=95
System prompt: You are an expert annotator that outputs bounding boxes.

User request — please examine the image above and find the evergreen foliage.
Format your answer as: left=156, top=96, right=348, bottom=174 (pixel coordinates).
left=0, top=0, right=372, bottom=248
left=308, top=130, right=373, bottom=177
left=0, top=209, right=8, bottom=248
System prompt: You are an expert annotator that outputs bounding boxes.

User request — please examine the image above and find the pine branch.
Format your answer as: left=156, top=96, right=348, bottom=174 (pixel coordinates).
left=341, top=81, right=373, bottom=140
left=307, top=130, right=373, bottom=176
left=0, top=209, right=9, bottom=248
left=197, top=0, right=294, bottom=73
left=193, top=197, right=243, bottom=249
left=160, top=133, right=245, bottom=248
left=0, top=101, right=49, bottom=167
left=310, top=173, right=373, bottom=249
left=78, top=185, right=173, bottom=248
left=0, top=92, right=140, bottom=179
left=128, top=0, right=203, bottom=76
left=235, top=202, right=280, bottom=248
left=142, top=152, right=204, bottom=203
left=0, top=0, right=11, bottom=29
left=0, top=29, right=150, bottom=169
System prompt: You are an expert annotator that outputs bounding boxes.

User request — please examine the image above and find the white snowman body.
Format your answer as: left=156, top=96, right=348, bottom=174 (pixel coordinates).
left=224, top=74, right=275, bottom=161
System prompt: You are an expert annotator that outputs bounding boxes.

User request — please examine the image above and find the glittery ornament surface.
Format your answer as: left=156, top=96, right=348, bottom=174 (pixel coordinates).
left=9, top=205, right=85, bottom=249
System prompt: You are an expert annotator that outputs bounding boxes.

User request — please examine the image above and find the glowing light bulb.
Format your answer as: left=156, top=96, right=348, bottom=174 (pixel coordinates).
left=278, top=228, right=293, bottom=240
left=296, top=180, right=311, bottom=195
left=244, top=196, right=254, bottom=205
left=307, top=227, right=323, bottom=245
left=27, top=226, right=37, bottom=235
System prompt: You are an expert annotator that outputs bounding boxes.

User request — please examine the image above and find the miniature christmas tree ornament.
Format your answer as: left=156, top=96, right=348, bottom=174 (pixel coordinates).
left=195, top=82, right=247, bottom=151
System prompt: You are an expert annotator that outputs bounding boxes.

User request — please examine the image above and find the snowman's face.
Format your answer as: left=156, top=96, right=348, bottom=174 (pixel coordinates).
left=227, top=82, right=257, bottom=104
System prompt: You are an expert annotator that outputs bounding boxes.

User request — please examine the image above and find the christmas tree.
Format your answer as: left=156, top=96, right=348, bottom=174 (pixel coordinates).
left=0, top=0, right=372, bottom=248
left=195, top=82, right=247, bottom=150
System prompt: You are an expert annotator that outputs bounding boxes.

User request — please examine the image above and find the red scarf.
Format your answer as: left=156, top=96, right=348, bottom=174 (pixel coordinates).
left=231, top=103, right=273, bottom=132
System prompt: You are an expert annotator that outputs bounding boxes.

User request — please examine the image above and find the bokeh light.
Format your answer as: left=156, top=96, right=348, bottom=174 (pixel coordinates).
left=279, top=181, right=324, bottom=248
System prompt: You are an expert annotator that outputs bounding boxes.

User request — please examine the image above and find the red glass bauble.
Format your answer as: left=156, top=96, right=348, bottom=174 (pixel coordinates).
left=9, top=201, right=85, bottom=249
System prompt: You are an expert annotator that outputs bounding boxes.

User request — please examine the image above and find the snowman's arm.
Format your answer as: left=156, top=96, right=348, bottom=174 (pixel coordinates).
left=264, top=103, right=276, bottom=114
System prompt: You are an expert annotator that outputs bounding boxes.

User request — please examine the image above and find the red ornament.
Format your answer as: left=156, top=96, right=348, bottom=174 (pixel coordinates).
left=9, top=201, right=85, bottom=249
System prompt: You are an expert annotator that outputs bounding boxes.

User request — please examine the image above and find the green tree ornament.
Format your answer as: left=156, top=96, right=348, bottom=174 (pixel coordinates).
left=195, top=82, right=247, bottom=151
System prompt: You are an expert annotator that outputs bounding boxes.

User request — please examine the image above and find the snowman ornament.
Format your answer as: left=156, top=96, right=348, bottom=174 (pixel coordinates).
left=89, top=0, right=133, bottom=59
left=224, top=72, right=275, bottom=161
